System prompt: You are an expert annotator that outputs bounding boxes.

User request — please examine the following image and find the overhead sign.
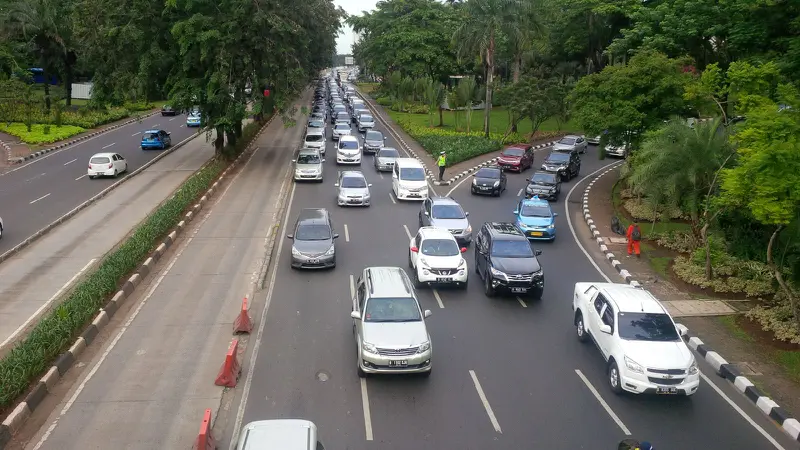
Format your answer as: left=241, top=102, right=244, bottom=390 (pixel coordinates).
left=345, top=56, right=354, bottom=66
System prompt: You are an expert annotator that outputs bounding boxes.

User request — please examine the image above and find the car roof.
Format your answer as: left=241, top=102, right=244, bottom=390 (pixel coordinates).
left=238, top=419, right=317, bottom=450
left=364, top=267, right=415, bottom=298
left=418, top=226, right=457, bottom=240
left=144, top=129, right=162, bottom=134
left=561, top=135, right=581, bottom=139
left=395, top=157, right=423, bottom=168
left=339, top=135, right=358, bottom=142
left=520, top=197, right=550, bottom=207
left=90, top=152, right=115, bottom=158
left=430, top=196, right=460, bottom=206
left=305, top=129, right=323, bottom=135
left=340, top=170, right=365, bottom=178
left=504, top=144, right=531, bottom=150
left=484, top=222, right=525, bottom=239
left=335, top=122, right=350, bottom=127
left=378, top=146, right=397, bottom=152
left=593, top=283, right=666, bottom=314
left=476, top=165, right=502, bottom=174
left=296, top=208, right=329, bottom=226
left=297, top=148, right=320, bottom=155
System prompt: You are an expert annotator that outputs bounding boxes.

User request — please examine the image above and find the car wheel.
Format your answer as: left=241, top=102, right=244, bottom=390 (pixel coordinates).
left=357, top=364, right=367, bottom=378
left=420, top=369, right=432, bottom=378
left=461, top=279, right=468, bottom=290
left=112, top=170, right=118, bottom=178
left=608, top=360, right=623, bottom=394
left=413, top=268, right=423, bottom=288
left=529, top=288, right=542, bottom=300
left=484, top=273, right=495, bottom=297
left=575, top=312, right=588, bottom=342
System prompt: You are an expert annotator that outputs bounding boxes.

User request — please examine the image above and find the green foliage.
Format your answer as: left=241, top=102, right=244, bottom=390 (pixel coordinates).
left=0, top=123, right=85, bottom=144
left=0, top=102, right=132, bottom=129
left=375, top=96, right=393, bottom=106
left=672, top=254, right=775, bottom=298
left=504, top=76, right=561, bottom=136
left=653, top=230, right=697, bottom=254
left=747, top=294, right=800, bottom=345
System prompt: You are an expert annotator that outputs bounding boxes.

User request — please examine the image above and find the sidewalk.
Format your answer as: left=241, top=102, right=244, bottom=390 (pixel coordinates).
left=583, top=164, right=800, bottom=419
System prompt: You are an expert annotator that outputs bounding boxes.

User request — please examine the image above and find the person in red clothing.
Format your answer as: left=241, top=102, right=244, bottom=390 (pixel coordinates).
left=626, top=221, right=642, bottom=257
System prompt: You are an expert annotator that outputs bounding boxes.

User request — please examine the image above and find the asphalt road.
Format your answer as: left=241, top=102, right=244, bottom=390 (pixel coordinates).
left=225, top=90, right=799, bottom=449
left=0, top=111, right=198, bottom=254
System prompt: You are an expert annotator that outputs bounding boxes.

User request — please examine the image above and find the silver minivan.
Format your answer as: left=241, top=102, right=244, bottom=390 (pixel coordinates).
left=303, top=129, right=326, bottom=153
left=293, top=149, right=324, bottom=182
left=236, top=419, right=325, bottom=450
left=287, top=208, right=338, bottom=269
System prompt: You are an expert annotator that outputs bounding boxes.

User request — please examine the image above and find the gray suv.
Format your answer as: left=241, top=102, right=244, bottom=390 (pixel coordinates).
left=374, top=147, right=399, bottom=172
left=287, top=208, right=339, bottom=269
left=362, top=130, right=385, bottom=154
left=418, top=196, right=472, bottom=245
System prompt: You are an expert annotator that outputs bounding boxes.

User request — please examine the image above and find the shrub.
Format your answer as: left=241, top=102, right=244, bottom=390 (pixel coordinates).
left=375, top=96, right=392, bottom=106
left=123, top=101, right=158, bottom=112
left=0, top=123, right=85, bottom=144
left=746, top=289, right=800, bottom=344
left=654, top=230, right=697, bottom=253
left=672, top=254, right=775, bottom=298
left=0, top=101, right=134, bottom=129
left=623, top=198, right=684, bottom=221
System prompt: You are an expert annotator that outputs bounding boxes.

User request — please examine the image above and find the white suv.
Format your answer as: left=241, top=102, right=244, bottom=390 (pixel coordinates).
left=572, top=282, right=699, bottom=396
left=408, top=227, right=468, bottom=289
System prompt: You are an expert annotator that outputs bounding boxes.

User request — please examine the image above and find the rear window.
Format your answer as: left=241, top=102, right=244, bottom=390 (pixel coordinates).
left=143, top=132, right=160, bottom=140
left=90, top=156, right=110, bottom=164
left=378, top=148, right=399, bottom=158
left=475, top=168, right=501, bottom=178
left=360, top=115, right=373, bottom=122
left=305, top=134, right=323, bottom=142
left=339, top=140, right=359, bottom=150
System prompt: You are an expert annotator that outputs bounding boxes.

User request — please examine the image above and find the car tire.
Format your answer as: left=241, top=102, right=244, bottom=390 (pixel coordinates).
left=408, top=252, right=414, bottom=269
left=357, top=364, right=367, bottom=378
left=413, top=268, right=423, bottom=288
left=484, top=273, right=495, bottom=297
left=420, top=369, right=432, bottom=378
left=529, top=288, right=543, bottom=300
left=461, top=279, right=468, bottom=290
left=112, top=170, right=118, bottom=178
left=608, top=360, right=623, bottom=394
left=575, top=312, right=588, bottom=342
left=0, top=225, right=3, bottom=240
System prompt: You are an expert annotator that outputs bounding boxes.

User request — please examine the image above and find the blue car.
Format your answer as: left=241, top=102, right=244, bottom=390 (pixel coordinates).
left=140, top=129, right=172, bottom=150
left=513, top=196, right=557, bottom=241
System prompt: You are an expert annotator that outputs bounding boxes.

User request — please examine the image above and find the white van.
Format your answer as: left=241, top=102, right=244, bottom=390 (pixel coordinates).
left=336, top=135, right=361, bottom=165
left=303, top=129, right=326, bottom=154
left=236, top=419, right=325, bottom=450
left=392, top=158, right=428, bottom=200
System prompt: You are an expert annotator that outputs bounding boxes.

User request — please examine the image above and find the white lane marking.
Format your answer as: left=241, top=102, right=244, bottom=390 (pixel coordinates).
left=63, top=158, right=77, bottom=166
left=469, top=370, right=502, bottom=434
left=432, top=289, right=445, bottom=309
left=30, top=193, right=51, bottom=204
left=516, top=296, right=528, bottom=308
left=0, top=259, right=97, bottom=350
left=445, top=174, right=472, bottom=197
left=574, top=369, right=631, bottom=435
left=151, top=123, right=160, bottom=127
left=378, top=171, right=384, bottom=179
left=131, top=132, right=141, bottom=136
left=349, top=274, right=355, bottom=299
left=344, top=224, right=350, bottom=242
left=34, top=123, right=269, bottom=450
left=101, top=142, right=116, bottom=149
left=516, top=188, right=523, bottom=197
left=699, top=371, right=786, bottom=450
left=75, top=174, right=87, bottom=181
left=360, top=378, right=374, bottom=441
left=389, top=193, right=396, bottom=204
left=179, top=124, right=185, bottom=128
left=169, top=117, right=176, bottom=121
left=26, top=173, right=46, bottom=182
left=402, top=224, right=412, bottom=240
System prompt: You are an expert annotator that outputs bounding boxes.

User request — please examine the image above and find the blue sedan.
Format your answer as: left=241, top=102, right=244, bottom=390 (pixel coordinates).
left=513, top=196, right=557, bottom=241
left=140, top=129, right=172, bottom=150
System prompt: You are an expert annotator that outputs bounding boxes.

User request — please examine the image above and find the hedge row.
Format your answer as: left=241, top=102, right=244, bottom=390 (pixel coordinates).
left=0, top=117, right=268, bottom=410
left=1, top=103, right=141, bottom=129
left=0, top=123, right=86, bottom=144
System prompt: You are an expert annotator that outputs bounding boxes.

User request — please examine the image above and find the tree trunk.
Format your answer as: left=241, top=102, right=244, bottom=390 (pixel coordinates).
left=234, top=121, right=242, bottom=138
left=214, top=126, right=225, bottom=154
left=65, top=64, right=73, bottom=107
left=510, top=56, right=520, bottom=133
left=483, top=35, right=495, bottom=138
left=701, top=223, right=712, bottom=280
left=42, top=68, right=52, bottom=112
left=766, top=226, right=800, bottom=330
left=438, top=105, right=444, bottom=127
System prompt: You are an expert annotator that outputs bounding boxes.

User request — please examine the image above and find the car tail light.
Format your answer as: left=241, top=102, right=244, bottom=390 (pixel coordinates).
left=108, top=163, right=113, bottom=169
left=88, top=164, right=92, bottom=169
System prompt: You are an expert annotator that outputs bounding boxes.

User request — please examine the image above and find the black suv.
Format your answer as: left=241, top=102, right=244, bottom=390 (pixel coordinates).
left=474, top=222, right=544, bottom=299
left=525, top=171, right=561, bottom=201
left=541, top=150, right=580, bottom=181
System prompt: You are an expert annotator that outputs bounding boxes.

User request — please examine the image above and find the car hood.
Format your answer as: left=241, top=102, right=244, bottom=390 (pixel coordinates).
left=376, top=156, right=397, bottom=164
left=365, top=139, right=382, bottom=147
left=543, top=159, right=568, bottom=166
left=363, top=321, right=429, bottom=347
left=527, top=182, right=557, bottom=190
left=418, top=254, right=464, bottom=269
left=474, top=176, right=500, bottom=187
left=491, top=256, right=540, bottom=274
left=295, top=163, right=322, bottom=172
left=304, top=140, right=324, bottom=148
left=553, top=143, right=575, bottom=151
left=293, top=239, right=333, bottom=256
left=398, top=179, right=427, bottom=189
left=430, top=217, right=470, bottom=231
left=338, top=148, right=359, bottom=156
left=619, top=340, right=693, bottom=370
left=498, top=155, right=522, bottom=163
left=518, top=216, right=553, bottom=227
left=339, top=187, right=370, bottom=197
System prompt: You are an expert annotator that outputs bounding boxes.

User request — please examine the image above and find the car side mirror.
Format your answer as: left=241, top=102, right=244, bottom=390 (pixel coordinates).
left=350, top=311, right=361, bottom=320
left=321, top=159, right=326, bottom=162
left=460, top=247, right=467, bottom=253
left=333, top=233, right=340, bottom=239
left=424, top=309, right=432, bottom=318
left=167, top=132, right=171, bottom=135
left=291, top=159, right=296, bottom=163
left=599, top=324, right=612, bottom=335
left=553, top=213, right=559, bottom=217
left=410, top=246, right=419, bottom=253
left=286, top=234, right=294, bottom=239
left=334, top=183, right=339, bottom=187
left=465, top=212, right=469, bottom=216
left=675, top=323, right=689, bottom=338
left=525, top=178, right=530, bottom=182
left=384, top=136, right=387, bottom=140
left=423, top=211, right=429, bottom=216
left=368, top=183, right=372, bottom=187
left=513, top=210, right=519, bottom=214
left=535, top=249, right=542, bottom=256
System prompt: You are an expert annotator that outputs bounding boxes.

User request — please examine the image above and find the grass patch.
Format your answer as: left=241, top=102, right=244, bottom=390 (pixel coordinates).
left=717, top=315, right=755, bottom=343
left=649, top=256, right=672, bottom=278
left=611, top=179, right=691, bottom=238
left=0, top=123, right=85, bottom=144
left=388, top=107, right=581, bottom=136
left=775, top=350, right=800, bottom=382
left=356, top=82, right=379, bottom=94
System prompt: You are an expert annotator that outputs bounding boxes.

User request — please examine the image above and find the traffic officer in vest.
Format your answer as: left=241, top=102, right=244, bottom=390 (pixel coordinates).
left=437, top=151, right=447, bottom=181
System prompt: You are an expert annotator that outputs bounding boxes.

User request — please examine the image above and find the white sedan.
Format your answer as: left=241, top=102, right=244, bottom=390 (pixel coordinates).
left=88, top=152, right=128, bottom=179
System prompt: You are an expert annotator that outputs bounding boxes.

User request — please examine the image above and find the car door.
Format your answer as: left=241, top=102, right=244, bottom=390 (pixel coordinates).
left=353, top=278, right=367, bottom=339
left=572, top=153, right=581, bottom=176
left=597, top=302, right=616, bottom=358
left=111, top=154, right=121, bottom=172
left=475, top=231, right=489, bottom=278
left=117, top=154, right=127, bottom=171
left=576, top=136, right=586, bottom=153
left=391, top=164, right=399, bottom=195
left=420, top=199, right=431, bottom=226
left=523, top=147, right=533, bottom=168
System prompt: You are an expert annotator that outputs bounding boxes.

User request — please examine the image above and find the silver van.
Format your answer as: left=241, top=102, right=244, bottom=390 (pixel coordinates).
left=236, top=419, right=325, bottom=450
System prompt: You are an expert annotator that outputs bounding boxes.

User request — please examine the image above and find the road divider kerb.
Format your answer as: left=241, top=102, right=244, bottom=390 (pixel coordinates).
left=578, top=163, right=800, bottom=443
left=0, top=113, right=277, bottom=449
left=5, top=110, right=162, bottom=165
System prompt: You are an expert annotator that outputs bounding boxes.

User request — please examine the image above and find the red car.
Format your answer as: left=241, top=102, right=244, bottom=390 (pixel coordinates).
left=497, top=144, right=534, bottom=172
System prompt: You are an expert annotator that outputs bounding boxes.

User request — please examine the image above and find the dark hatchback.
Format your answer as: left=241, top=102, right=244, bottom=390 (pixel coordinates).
left=541, top=151, right=581, bottom=181
left=525, top=171, right=561, bottom=200
left=474, top=222, right=544, bottom=299
left=161, top=105, right=178, bottom=116
left=470, top=166, right=507, bottom=196
left=287, top=208, right=339, bottom=269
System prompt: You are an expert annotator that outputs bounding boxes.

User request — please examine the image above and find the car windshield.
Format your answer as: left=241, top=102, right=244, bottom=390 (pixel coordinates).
left=341, top=176, right=367, bottom=188
left=297, top=154, right=320, bottom=164
left=432, top=204, right=465, bottom=219
left=339, top=140, right=358, bottom=150
left=90, top=156, right=110, bottom=164
left=335, top=124, right=350, bottom=131
left=378, top=148, right=399, bottom=158
left=295, top=224, right=331, bottom=241
left=308, top=121, right=323, bottom=128
left=502, top=148, right=525, bottom=157
left=364, top=297, right=422, bottom=323
left=334, top=105, right=345, bottom=112
left=530, top=173, right=557, bottom=185
left=143, top=132, right=160, bottom=140
left=365, top=131, right=382, bottom=141
left=491, top=239, right=534, bottom=258
left=558, top=137, right=576, bottom=145
left=520, top=204, right=552, bottom=218
left=400, top=167, right=426, bottom=181
left=305, top=134, right=323, bottom=142
left=546, top=152, right=569, bottom=162
left=360, top=115, right=373, bottom=122
left=420, top=238, right=460, bottom=256
left=475, top=168, right=501, bottom=179
left=617, top=312, right=681, bottom=342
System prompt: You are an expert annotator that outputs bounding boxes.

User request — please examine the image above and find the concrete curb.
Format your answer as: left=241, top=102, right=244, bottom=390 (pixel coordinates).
left=353, top=88, right=559, bottom=187
left=0, top=125, right=202, bottom=268
left=0, top=114, right=277, bottom=449
left=579, top=163, right=800, bottom=443
left=5, top=110, right=162, bottom=165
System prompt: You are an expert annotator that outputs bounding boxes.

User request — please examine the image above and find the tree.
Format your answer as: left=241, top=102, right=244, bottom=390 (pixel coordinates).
left=422, top=77, right=445, bottom=127
left=503, top=76, right=558, bottom=141
left=455, top=76, right=478, bottom=132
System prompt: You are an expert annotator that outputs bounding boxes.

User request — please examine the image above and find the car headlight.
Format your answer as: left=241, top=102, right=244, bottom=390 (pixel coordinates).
left=688, top=359, right=698, bottom=375
left=417, top=341, right=431, bottom=353
left=324, top=246, right=335, bottom=256
left=362, top=342, right=378, bottom=354
left=548, top=223, right=555, bottom=229
left=458, top=258, right=466, bottom=268
left=291, top=247, right=302, bottom=257
left=489, top=267, right=506, bottom=279
left=465, top=225, right=472, bottom=233
left=493, top=180, right=500, bottom=187
left=418, top=257, right=429, bottom=268
left=472, top=178, right=477, bottom=185
left=624, top=355, right=643, bottom=374
left=516, top=220, right=528, bottom=229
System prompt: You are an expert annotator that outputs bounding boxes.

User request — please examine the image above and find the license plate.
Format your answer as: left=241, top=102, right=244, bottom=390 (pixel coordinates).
left=530, top=232, right=543, bottom=237
left=656, top=387, right=678, bottom=395
left=436, top=277, right=453, bottom=282
left=479, top=186, right=490, bottom=190
left=389, top=360, right=408, bottom=367
left=408, top=194, right=420, bottom=197
left=511, top=287, right=527, bottom=293
left=307, top=259, right=319, bottom=264
left=348, top=199, right=361, bottom=203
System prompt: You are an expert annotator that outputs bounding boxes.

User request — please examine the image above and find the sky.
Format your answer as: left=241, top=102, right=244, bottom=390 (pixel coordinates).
left=334, top=0, right=379, bottom=55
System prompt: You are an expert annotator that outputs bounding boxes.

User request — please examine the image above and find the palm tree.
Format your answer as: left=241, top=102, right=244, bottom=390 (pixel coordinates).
left=422, top=78, right=445, bottom=127
left=627, top=118, right=735, bottom=279
left=452, top=0, right=533, bottom=138
left=455, top=76, right=478, bottom=133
